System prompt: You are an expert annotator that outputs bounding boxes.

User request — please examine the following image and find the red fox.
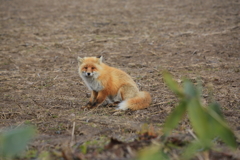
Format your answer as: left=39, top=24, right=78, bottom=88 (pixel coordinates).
left=78, top=56, right=151, bottom=110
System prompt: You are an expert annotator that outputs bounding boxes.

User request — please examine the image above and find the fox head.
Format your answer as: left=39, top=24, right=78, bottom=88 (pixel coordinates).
left=78, top=56, right=103, bottom=78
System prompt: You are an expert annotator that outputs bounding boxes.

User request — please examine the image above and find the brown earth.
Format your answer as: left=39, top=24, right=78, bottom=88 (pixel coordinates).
left=0, top=0, right=240, bottom=159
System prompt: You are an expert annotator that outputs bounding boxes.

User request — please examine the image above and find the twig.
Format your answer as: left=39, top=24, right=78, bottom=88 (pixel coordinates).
left=16, top=121, right=25, bottom=128
left=196, top=153, right=205, bottom=160
left=30, top=98, right=45, bottom=108
left=215, top=15, right=226, bottom=23
left=151, top=101, right=173, bottom=107
left=149, top=50, right=156, bottom=55
left=187, top=129, right=199, bottom=140
left=1, top=111, right=6, bottom=119
left=67, top=46, right=72, bottom=52
left=145, top=110, right=164, bottom=116
left=71, top=121, right=76, bottom=146
left=16, top=103, right=23, bottom=110
left=53, top=75, right=58, bottom=80
left=83, top=106, right=100, bottom=115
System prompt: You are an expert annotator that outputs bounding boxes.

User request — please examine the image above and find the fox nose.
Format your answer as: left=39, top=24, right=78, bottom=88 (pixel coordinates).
left=87, top=72, right=91, bottom=76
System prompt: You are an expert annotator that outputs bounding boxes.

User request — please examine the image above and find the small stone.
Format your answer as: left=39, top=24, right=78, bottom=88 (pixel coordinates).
left=128, top=63, right=136, bottom=67
left=141, top=62, right=147, bottom=67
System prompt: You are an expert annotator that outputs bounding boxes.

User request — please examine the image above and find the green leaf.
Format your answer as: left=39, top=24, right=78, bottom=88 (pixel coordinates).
left=0, top=126, right=36, bottom=158
left=138, top=146, right=170, bottom=160
left=183, top=80, right=200, bottom=99
left=80, top=141, right=89, bottom=154
left=163, top=72, right=184, bottom=98
left=187, top=98, right=211, bottom=145
left=207, top=107, right=237, bottom=148
left=163, top=100, right=187, bottom=135
left=188, top=99, right=237, bottom=149
left=208, top=102, right=224, bottom=120
left=38, top=151, right=51, bottom=160
left=180, top=140, right=206, bottom=160
left=214, top=123, right=237, bottom=148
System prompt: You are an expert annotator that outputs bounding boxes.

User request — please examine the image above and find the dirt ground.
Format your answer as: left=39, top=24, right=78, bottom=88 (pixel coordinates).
left=1, top=0, right=240, bottom=159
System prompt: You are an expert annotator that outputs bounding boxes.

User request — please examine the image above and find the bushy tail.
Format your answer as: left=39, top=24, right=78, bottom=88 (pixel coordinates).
left=118, top=91, right=151, bottom=110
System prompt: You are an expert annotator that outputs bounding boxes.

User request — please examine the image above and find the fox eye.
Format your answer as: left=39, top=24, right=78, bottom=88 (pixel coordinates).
left=84, top=67, right=87, bottom=69
left=92, top=67, right=95, bottom=70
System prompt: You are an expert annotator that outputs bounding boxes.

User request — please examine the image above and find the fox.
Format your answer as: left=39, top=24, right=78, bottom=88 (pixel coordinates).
left=77, top=56, right=151, bottom=110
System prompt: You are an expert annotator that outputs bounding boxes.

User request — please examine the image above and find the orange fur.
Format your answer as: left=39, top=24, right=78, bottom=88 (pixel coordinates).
left=78, top=56, right=151, bottom=110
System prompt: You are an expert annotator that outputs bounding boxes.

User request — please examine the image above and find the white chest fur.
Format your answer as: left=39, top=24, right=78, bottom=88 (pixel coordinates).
left=81, top=76, right=104, bottom=91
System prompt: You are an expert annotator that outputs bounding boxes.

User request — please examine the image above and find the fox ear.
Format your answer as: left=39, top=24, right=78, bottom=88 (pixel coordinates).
left=77, top=57, right=84, bottom=64
left=98, top=56, right=103, bottom=64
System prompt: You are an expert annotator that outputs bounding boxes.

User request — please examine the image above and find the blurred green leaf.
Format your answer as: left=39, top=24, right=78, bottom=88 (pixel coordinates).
left=163, top=72, right=184, bottom=98
left=0, top=126, right=36, bottom=158
left=80, top=141, right=89, bottom=154
left=187, top=98, right=211, bottom=146
left=186, top=84, right=237, bottom=149
left=207, top=108, right=237, bottom=148
left=183, top=80, right=200, bottom=99
left=140, top=74, right=237, bottom=160
left=138, top=146, right=170, bottom=160
left=213, top=122, right=237, bottom=148
left=39, top=151, right=51, bottom=160
left=208, top=102, right=224, bottom=120
left=163, top=100, right=187, bottom=135
left=180, top=140, right=206, bottom=160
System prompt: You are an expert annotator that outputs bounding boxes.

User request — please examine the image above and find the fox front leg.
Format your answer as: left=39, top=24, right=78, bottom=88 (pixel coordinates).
left=88, top=91, right=107, bottom=109
left=90, top=90, right=98, bottom=105
left=82, top=91, right=98, bottom=109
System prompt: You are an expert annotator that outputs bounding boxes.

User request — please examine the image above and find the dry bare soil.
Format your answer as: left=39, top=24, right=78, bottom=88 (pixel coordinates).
left=1, top=0, right=240, bottom=159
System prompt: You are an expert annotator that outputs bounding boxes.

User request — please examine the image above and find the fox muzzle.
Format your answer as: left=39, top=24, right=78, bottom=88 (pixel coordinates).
left=85, top=72, right=93, bottom=77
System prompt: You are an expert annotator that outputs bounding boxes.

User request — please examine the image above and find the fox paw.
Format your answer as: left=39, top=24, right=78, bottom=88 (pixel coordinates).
left=81, top=102, right=100, bottom=110
left=107, top=101, right=120, bottom=108
left=81, top=102, right=92, bottom=110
